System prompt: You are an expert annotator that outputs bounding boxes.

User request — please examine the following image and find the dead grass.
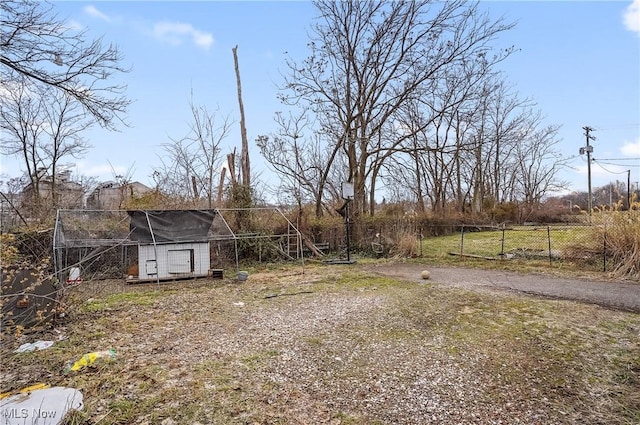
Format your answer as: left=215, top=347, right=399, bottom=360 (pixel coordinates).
left=1, top=263, right=639, bottom=424
left=595, top=208, right=640, bottom=279
left=389, top=230, right=418, bottom=258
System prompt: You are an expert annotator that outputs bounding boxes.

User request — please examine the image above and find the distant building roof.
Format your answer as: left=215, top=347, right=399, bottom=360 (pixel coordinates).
left=86, top=181, right=152, bottom=210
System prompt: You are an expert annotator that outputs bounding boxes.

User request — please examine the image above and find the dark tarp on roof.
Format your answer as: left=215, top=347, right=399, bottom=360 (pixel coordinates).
left=127, top=210, right=217, bottom=243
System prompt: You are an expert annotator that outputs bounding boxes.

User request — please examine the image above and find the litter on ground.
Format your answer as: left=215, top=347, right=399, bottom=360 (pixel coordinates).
left=14, top=340, right=55, bottom=353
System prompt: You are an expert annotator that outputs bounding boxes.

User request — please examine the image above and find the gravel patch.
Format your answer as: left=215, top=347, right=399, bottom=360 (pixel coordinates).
left=2, top=264, right=638, bottom=424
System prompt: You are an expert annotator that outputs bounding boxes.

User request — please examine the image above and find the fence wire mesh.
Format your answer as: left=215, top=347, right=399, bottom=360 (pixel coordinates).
left=450, top=225, right=601, bottom=268
left=309, top=220, right=612, bottom=273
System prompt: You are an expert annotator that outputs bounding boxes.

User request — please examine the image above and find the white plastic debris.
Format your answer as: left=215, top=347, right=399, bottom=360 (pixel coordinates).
left=14, top=341, right=55, bottom=353
left=66, top=267, right=82, bottom=284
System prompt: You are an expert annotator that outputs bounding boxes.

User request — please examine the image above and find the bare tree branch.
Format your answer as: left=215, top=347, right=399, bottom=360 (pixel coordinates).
left=1, top=0, right=131, bottom=130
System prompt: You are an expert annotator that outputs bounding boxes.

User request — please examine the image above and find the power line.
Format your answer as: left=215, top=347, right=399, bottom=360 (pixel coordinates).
left=592, top=160, right=631, bottom=174
left=594, top=157, right=640, bottom=161
left=591, top=161, right=633, bottom=208
left=594, top=161, right=639, bottom=168
left=594, top=123, right=640, bottom=130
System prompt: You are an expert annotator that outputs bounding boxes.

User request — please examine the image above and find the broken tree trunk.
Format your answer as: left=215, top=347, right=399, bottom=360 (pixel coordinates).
left=232, top=45, right=250, bottom=187
left=216, top=166, right=227, bottom=206
left=191, top=175, right=198, bottom=202
left=227, top=150, right=237, bottom=186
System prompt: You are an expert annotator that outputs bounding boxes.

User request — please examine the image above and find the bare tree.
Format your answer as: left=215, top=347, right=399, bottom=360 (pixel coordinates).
left=472, top=81, right=531, bottom=207
left=1, top=0, right=130, bottom=129
left=277, top=0, right=514, bottom=216
left=514, top=122, right=570, bottom=211
left=0, top=79, right=91, bottom=208
left=375, top=56, right=506, bottom=216
left=380, top=74, right=568, bottom=218
left=257, top=111, right=326, bottom=213
left=154, top=97, right=232, bottom=208
left=41, top=87, right=92, bottom=205
left=0, top=78, right=47, bottom=202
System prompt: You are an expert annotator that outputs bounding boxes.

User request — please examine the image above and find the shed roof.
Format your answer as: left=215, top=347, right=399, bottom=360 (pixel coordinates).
left=127, top=209, right=218, bottom=243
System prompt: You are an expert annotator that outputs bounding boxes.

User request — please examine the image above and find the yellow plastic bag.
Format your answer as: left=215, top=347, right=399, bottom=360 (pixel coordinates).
left=64, top=348, right=116, bottom=373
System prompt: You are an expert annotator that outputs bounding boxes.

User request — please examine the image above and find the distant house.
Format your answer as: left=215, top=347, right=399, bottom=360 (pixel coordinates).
left=86, top=181, right=152, bottom=210
left=21, top=170, right=84, bottom=209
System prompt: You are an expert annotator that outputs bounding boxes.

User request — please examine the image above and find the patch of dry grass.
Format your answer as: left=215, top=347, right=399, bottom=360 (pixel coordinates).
left=596, top=208, right=640, bottom=279
left=389, top=230, right=419, bottom=258
left=1, top=264, right=638, bottom=424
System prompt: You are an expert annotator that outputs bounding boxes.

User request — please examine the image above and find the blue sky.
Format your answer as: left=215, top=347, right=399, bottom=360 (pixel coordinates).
left=1, top=0, right=639, bottom=196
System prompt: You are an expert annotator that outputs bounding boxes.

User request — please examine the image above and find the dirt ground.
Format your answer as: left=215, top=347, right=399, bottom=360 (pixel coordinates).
left=2, top=263, right=639, bottom=424
left=368, top=262, right=640, bottom=313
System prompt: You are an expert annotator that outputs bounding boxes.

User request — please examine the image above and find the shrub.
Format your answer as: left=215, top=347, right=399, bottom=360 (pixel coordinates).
left=490, top=202, right=519, bottom=223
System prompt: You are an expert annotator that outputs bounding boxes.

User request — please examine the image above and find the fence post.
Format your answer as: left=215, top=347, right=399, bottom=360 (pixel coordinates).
left=460, top=225, right=464, bottom=256
left=603, top=227, right=607, bottom=272
left=547, top=225, right=552, bottom=266
left=500, top=223, right=506, bottom=257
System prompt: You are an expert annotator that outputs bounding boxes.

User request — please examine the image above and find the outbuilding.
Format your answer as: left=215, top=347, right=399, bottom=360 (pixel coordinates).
left=53, top=208, right=304, bottom=284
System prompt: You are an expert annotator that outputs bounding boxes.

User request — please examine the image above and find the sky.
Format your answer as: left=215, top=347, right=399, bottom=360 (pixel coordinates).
left=1, top=0, right=639, bottom=197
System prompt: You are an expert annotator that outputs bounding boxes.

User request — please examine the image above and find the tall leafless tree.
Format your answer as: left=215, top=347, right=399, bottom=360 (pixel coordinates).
left=514, top=122, right=570, bottom=212
left=257, top=110, right=334, bottom=214
left=154, top=97, right=232, bottom=208
left=378, top=66, right=569, bottom=219
left=0, top=79, right=47, bottom=201
left=0, top=79, right=91, bottom=207
left=274, top=0, right=514, bottom=216
left=1, top=0, right=130, bottom=130
left=41, top=87, right=93, bottom=205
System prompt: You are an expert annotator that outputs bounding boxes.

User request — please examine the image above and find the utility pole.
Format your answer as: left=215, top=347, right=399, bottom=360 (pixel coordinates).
left=581, top=126, right=596, bottom=215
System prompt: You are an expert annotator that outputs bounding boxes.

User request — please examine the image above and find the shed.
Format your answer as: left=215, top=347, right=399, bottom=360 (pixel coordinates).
left=127, top=210, right=218, bottom=281
left=53, top=208, right=304, bottom=284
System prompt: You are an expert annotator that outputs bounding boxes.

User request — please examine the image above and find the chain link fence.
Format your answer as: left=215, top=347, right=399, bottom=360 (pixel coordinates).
left=444, top=224, right=606, bottom=269
left=307, top=219, right=614, bottom=273
left=1, top=212, right=634, bottom=334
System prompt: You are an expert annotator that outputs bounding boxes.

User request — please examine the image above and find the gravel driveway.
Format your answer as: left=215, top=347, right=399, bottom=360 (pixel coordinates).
left=369, top=263, right=640, bottom=313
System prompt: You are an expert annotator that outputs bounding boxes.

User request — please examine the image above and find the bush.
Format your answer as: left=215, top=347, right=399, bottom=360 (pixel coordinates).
left=490, top=202, right=519, bottom=223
